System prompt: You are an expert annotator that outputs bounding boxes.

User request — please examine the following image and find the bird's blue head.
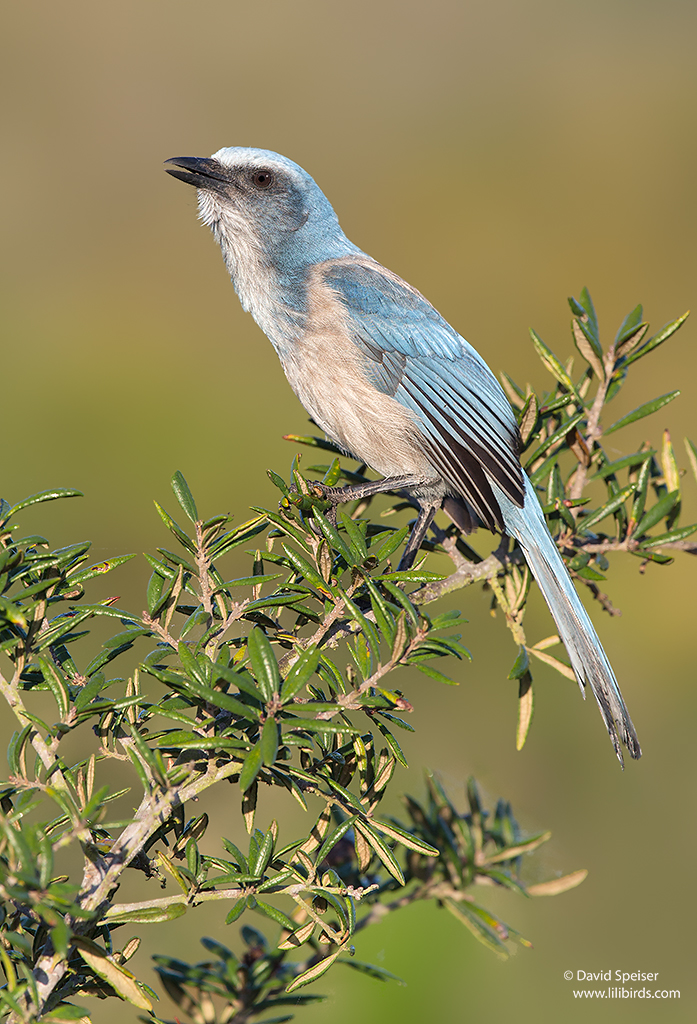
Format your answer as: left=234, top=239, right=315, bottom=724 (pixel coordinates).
left=165, top=148, right=359, bottom=329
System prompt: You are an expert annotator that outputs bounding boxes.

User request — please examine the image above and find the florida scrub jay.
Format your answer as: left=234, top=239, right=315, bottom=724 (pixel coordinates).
left=165, top=147, right=640, bottom=764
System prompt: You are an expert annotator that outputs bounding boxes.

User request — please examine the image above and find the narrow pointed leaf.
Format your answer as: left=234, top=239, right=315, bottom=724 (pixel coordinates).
left=3, top=489, right=83, bottom=522
left=252, top=899, right=296, bottom=931
left=578, top=485, right=635, bottom=532
left=684, top=437, right=697, bottom=483
left=368, top=818, right=438, bottom=856
left=260, top=717, right=279, bottom=766
left=239, top=743, right=263, bottom=792
left=354, top=820, right=405, bottom=884
left=76, top=945, right=152, bottom=1010
left=527, top=869, right=588, bottom=896
left=623, top=311, right=689, bottom=366
left=507, top=646, right=529, bottom=680
left=605, top=391, right=680, bottom=435
left=286, top=948, right=343, bottom=993
left=634, top=490, right=680, bottom=538
left=247, top=627, right=280, bottom=700
left=171, top=471, right=198, bottom=523
left=516, top=674, right=534, bottom=750
left=280, top=647, right=320, bottom=703
left=641, top=523, right=697, bottom=548
left=529, top=329, right=579, bottom=395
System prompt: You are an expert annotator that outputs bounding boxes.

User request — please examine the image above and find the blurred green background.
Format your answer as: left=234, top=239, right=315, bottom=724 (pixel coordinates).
left=2, top=0, right=696, bottom=1020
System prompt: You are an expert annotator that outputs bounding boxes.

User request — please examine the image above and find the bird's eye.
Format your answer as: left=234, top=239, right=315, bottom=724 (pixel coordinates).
left=251, top=170, right=274, bottom=189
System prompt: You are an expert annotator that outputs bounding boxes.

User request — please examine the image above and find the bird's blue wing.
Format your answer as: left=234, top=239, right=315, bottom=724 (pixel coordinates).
left=322, top=258, right=524, bottom=530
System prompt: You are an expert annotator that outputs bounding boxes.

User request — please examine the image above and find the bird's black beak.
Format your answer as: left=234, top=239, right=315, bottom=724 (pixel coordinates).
left=164, top=156, right=230, bottom=192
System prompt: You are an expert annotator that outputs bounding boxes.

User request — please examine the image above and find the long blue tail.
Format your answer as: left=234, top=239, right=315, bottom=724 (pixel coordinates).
left=493, top=476, right=641, bottom=764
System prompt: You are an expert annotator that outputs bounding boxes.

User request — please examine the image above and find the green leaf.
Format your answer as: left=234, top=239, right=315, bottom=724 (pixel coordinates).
left=239, top=743, right=263, bottom=792
left=250, top=825, right=275, bottom=876
left=208, top=515, right=268, bottom=559
left=368, top=818, right=438, bottom=856
left=443, top=899, right=509, bottom=959
left=217, top=573, right=284, bottom=590
left=286, top=949, right=343, bottom=993
left=312, top=508, right=354, bottom=565
left=641, top=523, right=697, bottom=548
left=630, top=548, right=673, bottom=565
left=574, top=565, right=606, bottom=581
left=171, top=471, right=198, bottom=523
left=0, top=597, right=27, bottom=629
left=225, top=899, right=246, bottom=924
left=222, top=839, right=248, bottom=871
left=591, top=451, right=653, bottom=480
left=577, top=288, right=601, bottom=353
left=340, top=590, right=380, bottom=665
left=516, top=673, right=534, bottom=750
left=684, top=438, right=697, bottom=484
left=143, top=664, right=259, bottom=721
left=39, top=657, right=69, bottom=719
left=2, top=489, right=83, bottom=523
left=178, top=640, right=208, bottom=688
left=524, top=409, right=586, bottom=466
left=413, top=663, right=455, bottom=685
left=500, top=371, right=525, bottom=406
left=380, top=579, right=418, bottom=625
left=285, top=719, right=359, bottom=736
left=251, top=899, right=296, bottom=932
left=483, top=830, right=551, bottom=864
left=634, top=490, right=680, bottom=538
left=247, top=627, right=281, bottom=701
left=315, top=815, right=358, bottom=865
left=34, top=608, right=96, bottom=651
left=322, top=458, right=342, bottom=486
left=507, top=646, right=529, bottom=680
left=267, top=469, right=291, bottom=496
left=157, top=732, right=250, bottom=751
left=153, top=500, right=196, bottom=553
left=540, top=393, right=575, bottom=416
left=370, top=526, right=409, bottom=563
left=623, top=311, right=689, bottom=366
left=76, top=943, right=153, bottom=1009
left=518, top=391, right=540, bottom=446
left=105, top=902, right=187, bottom=924
left=529, top=329, right=579, bottom=395
left=251, top=508, right=313, bottom=552
left=67, top=553, right=136, bottom=584
left=339, top=512, right=368, bottom=561
left=283, top=433, right=345, bottom=453
left=43, top=1002, right=90, bottom=1022
left=376, top=570, right=446, bottom=583
left=375, top=720, right=408, bottom=767
left=605, top=391, right=680, bottom=435
left=614, top=304, right=644, bottom=347
left=74, top=673, right=107, bottom=711
left=260, top=717, right=279, bottom=766
left=281, top=647, right=320, bottom=703
left=337, top=958, right=405, bottom=985
left=628, top=454, right=652, bottom=529
left=213, top=662, right=264, bottom=701
left=354, top=820, right=405, bottom=884
left=571, top=319, right=604, bottom=379
left=365, top=579, right=396, bottom=645
left=527, top=869, right=588, bottom=896
left=281, top=543, right=333, bottom=594
left=578, top=485, right=635, bottom=532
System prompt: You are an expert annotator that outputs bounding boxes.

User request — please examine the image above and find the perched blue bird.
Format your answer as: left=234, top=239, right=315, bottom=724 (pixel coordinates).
left=165, top=147, right=641, bottom=764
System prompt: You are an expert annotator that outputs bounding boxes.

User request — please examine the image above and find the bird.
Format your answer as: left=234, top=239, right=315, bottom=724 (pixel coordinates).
left=165, top=146, right=641, bottom=765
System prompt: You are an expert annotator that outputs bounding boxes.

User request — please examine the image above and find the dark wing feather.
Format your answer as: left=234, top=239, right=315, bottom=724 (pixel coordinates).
left=323, top=258, right=524, bottom=527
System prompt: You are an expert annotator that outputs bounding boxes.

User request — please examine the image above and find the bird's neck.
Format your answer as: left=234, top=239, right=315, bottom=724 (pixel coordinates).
left=212, top=210, right=359, bottom=354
